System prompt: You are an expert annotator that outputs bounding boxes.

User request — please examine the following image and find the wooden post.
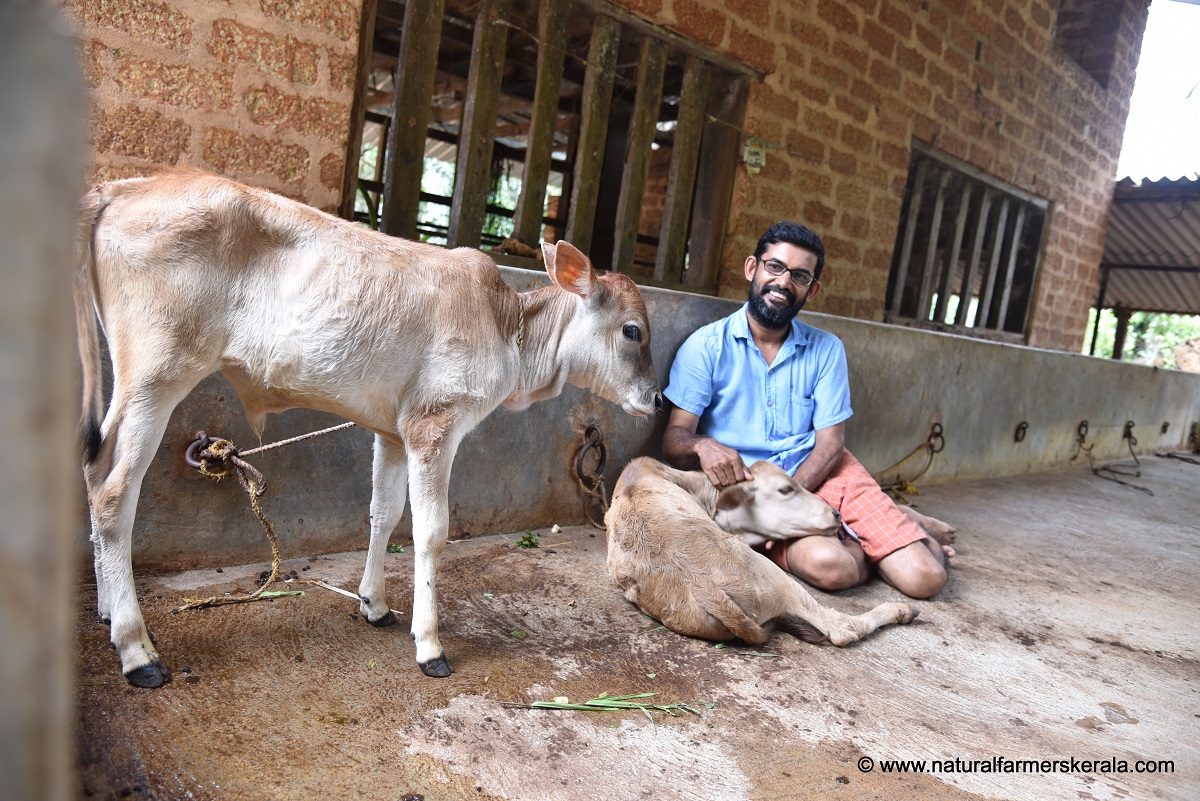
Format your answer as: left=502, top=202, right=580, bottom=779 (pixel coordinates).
left=1089, top=266, right=1110, bottom=356
left=511, top=0, right=570, bottom=246
left=682, top=71, right=748, bottom=292
left=956, top=188, right=994, bottom=326
left=380, top=0, right=446, bottom=239
left=934, top=182, right=973, bottom=323
left=448, top=0, right=513, bottom=248
left=612, top=35, right=667, bottom=272
left=653, top=55, right=708, bottom=282
left=338, top=0, right=379, bottom=221
left=889, top=158, right=929, bottom=318
left=994, top=203, right=1028, bottom=331
left=0, top=4, right=85, bottom=800
left=916, top=170, right=952, bottom=321
left=565, top=15, right=620, bottom=255
left=977, top=198, right=1011, bottom=329
left=1111, top=306, right=1133, bottom=360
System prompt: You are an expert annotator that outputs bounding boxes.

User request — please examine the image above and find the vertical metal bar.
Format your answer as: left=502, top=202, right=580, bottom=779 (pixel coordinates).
left=565, top=15, right=620, bottom=254
left=681, top=71, right=748, bottom=291
left=380, top=0, right=445, bottom=239
left=890, top=159, right=929, bottom=317
left=994, top=203, right=1028, bottom=331
left=956, top=188, right=993, bottom=326
left=612, top=35, right=667, bottom=272
left=934, top=181, right=973, bottom=323
left=511, top=0, right=570, bottom=245
left=653, top=55, right=708, bottom=282
left=447, top=0, right=513, bottom=248
left=916, top=169, right=951, bottom=322
left=977, top=197, right=1010, bottom=329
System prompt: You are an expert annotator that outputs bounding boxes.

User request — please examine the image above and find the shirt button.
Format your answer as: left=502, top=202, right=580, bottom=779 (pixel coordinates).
left=767, top=400, right=774, bottom=407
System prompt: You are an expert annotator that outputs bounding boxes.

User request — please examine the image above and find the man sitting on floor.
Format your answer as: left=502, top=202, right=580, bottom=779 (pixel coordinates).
left=661, top=221, right=955, bottom=599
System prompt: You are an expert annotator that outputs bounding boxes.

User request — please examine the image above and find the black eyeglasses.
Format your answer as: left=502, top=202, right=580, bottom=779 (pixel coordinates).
left=757, top=257, right=816, bottom=287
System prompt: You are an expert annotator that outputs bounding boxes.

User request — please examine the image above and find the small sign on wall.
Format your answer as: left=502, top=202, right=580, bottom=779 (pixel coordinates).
left=743, top=136, right=766, bottom=175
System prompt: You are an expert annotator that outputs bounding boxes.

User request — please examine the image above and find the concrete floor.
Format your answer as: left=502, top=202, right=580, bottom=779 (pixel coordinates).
left=74, top=455, right=1199, bottom=801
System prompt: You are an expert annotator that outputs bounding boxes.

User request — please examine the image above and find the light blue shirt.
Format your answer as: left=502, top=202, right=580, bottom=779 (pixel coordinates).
left=664, top=304, right=853, bottom=475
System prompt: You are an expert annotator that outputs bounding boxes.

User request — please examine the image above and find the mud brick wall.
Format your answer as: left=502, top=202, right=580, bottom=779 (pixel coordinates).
left=613, top=0, right=1148, bottom=352
left=61, top=0, right=366, bottom=211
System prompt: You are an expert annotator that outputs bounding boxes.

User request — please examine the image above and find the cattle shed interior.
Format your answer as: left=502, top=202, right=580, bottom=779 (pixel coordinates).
left=4, top=1, right=1200, bottom=801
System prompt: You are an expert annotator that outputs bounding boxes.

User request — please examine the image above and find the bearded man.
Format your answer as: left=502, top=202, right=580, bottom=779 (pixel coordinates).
left=661, top=221, right=954, bottom=599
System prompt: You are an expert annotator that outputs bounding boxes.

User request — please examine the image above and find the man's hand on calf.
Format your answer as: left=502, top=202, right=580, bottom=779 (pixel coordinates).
left=697, top=439, right=753, bottom=488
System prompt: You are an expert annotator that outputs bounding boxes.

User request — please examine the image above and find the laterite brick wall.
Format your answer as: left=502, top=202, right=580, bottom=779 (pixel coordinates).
left=65, top=0, right=1149, bottom=351
left=61, top=0, right=366, bottom=212
left=613, top=0, right=1149, bottom=352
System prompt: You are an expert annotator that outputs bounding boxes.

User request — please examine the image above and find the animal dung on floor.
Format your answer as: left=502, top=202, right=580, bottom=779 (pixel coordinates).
left=604, top=457, right=917, bottom=646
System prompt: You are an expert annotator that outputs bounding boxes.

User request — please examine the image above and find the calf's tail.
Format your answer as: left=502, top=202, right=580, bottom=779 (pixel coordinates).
left=75, top=188, right=111, bottom=463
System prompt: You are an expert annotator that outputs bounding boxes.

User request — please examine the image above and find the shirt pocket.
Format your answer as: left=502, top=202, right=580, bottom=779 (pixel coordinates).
left=779, top=396, right=816, bottom=439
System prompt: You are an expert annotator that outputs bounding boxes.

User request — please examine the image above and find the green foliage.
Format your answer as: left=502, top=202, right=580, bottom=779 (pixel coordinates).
left=515, top=530, right=539, bottom=549
left=1083, top=309, right=1200, bottom=369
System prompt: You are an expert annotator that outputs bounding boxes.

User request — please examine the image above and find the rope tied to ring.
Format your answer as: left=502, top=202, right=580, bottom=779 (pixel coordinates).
left=873, top=423, right=944, bottom=502
left=178, top=432, right=282, bottom=611
left=178, top=422, right=359, bottom=611
left=575, top=425, right=609, bottom=530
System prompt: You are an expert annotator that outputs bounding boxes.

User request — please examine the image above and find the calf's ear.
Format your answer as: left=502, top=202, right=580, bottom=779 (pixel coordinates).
left=546, top=240, right=599, bottom=299
left=716, top=483, right=750, bottom=511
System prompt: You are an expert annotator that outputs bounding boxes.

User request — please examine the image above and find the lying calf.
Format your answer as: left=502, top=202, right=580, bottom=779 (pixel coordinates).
left=605, top=457, right=918, bottom=646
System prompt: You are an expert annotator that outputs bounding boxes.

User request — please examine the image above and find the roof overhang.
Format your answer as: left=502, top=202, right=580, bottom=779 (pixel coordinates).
left=1098, top=176, right=1200, bottom=315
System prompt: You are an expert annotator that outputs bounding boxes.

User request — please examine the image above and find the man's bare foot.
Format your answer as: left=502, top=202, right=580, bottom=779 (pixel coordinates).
left=942, top=544, right=956, bottom=560
left=899, top=505, right=958, bottom=546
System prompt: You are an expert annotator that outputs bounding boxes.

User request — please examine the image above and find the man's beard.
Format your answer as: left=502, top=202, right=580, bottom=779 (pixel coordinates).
left=747, top=280, right=807, bottom=329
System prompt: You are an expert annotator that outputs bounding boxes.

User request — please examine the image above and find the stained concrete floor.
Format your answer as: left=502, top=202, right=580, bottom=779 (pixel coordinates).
left=74, top=455, right=1199, bottom=801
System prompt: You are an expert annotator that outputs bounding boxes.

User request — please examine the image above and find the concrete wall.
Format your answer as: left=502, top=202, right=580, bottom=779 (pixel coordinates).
left=89, top=265, right=1200, bottom=574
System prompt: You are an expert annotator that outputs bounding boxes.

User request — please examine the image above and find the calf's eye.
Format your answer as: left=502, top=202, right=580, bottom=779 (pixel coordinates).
left=622, top=324, right=642, bottom=342
left=778, top=486, right=795, bottom=496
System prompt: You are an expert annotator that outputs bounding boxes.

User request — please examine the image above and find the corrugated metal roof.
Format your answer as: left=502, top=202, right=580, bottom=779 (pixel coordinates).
left=1099, top=175, right=1200, bottom=314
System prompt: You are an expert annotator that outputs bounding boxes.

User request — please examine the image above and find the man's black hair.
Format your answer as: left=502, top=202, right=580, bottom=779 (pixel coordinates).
left=753, top=221, right=826, bottom=281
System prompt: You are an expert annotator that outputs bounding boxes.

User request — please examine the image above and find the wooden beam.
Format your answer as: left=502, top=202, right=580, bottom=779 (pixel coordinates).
left=994, top=203, right=1027, bottom=331
left=889, top=158, right=928, bottom=316
left=934, top=181, right=973, bottom=323
left=565, top=14, right=620, bottom=255
left=448, top=0, right=513, bottom=248
left=380, top=0, right=445, bottom=238
left=682, top=72, right=748, bottom=291
left=612, top=35, right=667, bottom=272
left=976, top=198, right=1010, bottom=329
left=915, top=170, right=951, bottom=321
left=653, top=55, right=707, bottom=281
left=339, top=0, right=379, bottom=221
left=955, top=188, right=993, bottom=326
left=511, top=0, right=570, bottom=245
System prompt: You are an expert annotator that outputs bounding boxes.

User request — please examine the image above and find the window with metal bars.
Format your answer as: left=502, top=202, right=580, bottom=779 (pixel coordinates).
left=350, top=0, right=753, bottom=292
left=885, top=143, right=1049, bottom=341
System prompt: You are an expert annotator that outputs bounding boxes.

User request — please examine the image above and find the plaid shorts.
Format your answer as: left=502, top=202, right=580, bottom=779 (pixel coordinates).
left=813, top=449, right=928, bottom=562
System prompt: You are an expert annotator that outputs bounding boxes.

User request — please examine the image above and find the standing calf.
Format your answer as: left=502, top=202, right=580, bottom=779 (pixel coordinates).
left=76, top=171, right=661, bottom=687
left=605, top=457, right=918, bottom=646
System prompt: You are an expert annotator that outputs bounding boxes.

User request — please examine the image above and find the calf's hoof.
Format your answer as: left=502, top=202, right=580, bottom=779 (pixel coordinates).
left=363, top=609, right=398, bottom=627
left=124, top=658, right=170, bottom=689
left=898, top=604, right=920, bottom=624
left=418, top=654, right=454, bottom=678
